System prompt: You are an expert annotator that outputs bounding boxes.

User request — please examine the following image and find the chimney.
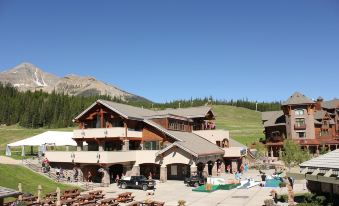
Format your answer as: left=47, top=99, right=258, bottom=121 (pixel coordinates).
left=315, top=96, right=323, bottom=111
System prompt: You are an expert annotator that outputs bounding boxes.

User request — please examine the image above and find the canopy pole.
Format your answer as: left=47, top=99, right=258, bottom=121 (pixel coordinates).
left=21, top=146, right=25, bottom=157
left=5, top=145, right=11, bottom=156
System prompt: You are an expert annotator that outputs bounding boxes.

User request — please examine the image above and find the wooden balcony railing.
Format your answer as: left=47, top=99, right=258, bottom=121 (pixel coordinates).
left=270, top=136, right=284, bottom=142
left=294, top=124, right=306, bottom=130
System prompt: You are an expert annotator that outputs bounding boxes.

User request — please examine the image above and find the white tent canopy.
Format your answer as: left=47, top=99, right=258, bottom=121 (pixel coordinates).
left=6, top=131, right=81, bottom=156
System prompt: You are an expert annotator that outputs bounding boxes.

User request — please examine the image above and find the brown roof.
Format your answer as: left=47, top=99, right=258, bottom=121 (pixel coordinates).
left=261, top=111, right=285, bottom=127
left=75, top=99, right=213, bottom=121
left=322, top=99, right=339, bottom=109
left=314, top=110, right=327, bottom=120
left=282, top=92, right=314, bottom=106
left=143, top=120, right=224, bottom=157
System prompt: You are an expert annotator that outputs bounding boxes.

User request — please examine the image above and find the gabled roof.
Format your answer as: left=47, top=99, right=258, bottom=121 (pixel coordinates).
left=261, top=111, right=284, bottom=121
left=282, top=92, right=314, bottom=106
left=261, top=111, right=285, bottom=127
left=155, top=128, right=225, bottom=157
left=300, top=149, right=339, bottom=170
left=167, top=130, right=224, bottom=156
left=322, top=98, right=339, bottom=109
left=314, top=110, right=327, bottom=120
left=74, top=99, right=213, bottom=121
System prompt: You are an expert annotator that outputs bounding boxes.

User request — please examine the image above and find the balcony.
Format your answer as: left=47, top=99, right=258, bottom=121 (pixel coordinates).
left=73, top=127, right=142, bottom=139
left=270, top=136, right=284, bottom=142
left=45, top=150, right=158, bottom=164
left=294, top=124, right=306, bottom=130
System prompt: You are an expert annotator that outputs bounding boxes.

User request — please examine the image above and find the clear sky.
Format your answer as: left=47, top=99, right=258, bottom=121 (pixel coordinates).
left=0, top=1, right=338, bottom=103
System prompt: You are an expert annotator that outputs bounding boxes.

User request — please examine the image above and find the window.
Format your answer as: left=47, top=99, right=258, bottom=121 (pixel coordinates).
left=168, top=120, right=185, bottom=131
left=295, top=109, right=304, bottom=116
left=320, top=129, right=329, bottom=136
left=297, top=132, right=305, bottom=138
left=143, top=141, right=160, bottom=150
left=171, top=165, right=178, bottom=176
left=295, top=118, right=305, bottom=127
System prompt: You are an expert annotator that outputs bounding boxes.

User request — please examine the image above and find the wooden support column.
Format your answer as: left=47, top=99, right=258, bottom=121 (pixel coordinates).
left=98, top=140, right=105, bottom=152
left=76, top=141, right=83, bottom=151
left=160, top=165, right=167, bottom=182
left=124, top=121, right=128, bottom=138
left=100, top=109, right=104, bottom=128
left=190, top=162, right=198, bottom=174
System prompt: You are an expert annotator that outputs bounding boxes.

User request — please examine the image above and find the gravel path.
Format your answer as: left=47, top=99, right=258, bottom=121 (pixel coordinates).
left=0, top=156, right=22, bottom=165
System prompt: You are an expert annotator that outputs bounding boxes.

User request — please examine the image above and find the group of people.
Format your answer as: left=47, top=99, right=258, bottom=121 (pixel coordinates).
left=41, top=157, right=50, bottom=173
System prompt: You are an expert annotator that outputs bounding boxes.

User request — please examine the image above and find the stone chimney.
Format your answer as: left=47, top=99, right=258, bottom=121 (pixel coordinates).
left=315, top=96, right=323, bottom=111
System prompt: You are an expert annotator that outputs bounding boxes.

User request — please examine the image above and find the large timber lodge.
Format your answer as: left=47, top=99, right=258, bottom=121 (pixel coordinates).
left=45, top=99, right=246, bottom=185
left=262, top=92, right=339, bottom=157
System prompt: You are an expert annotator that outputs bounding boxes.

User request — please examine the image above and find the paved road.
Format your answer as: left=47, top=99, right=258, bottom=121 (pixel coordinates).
left=0, top=156, right=21, bottom=165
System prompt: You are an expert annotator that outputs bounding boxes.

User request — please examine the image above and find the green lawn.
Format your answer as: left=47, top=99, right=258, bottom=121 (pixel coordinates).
left=212, top=105, right=264, bottom=145
left=0, top=125, right=74, bottom=155
left=0, top=164, right=77, bottom=197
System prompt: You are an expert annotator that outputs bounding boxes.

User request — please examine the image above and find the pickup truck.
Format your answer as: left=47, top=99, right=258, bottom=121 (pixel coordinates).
left=184, top=174, right=206, bottom=187
left=118, top=175, right=156, bottom=191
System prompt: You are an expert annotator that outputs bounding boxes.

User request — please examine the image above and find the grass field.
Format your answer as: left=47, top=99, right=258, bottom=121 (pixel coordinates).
left=0, top=164, right=77, bottom=197
left=0, top=125, right=74, bottom=156
left=212, top=105, right=264, bottom=145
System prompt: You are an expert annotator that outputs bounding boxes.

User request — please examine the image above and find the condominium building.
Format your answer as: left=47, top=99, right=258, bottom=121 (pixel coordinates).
left=262, top=92, right=339, bottom=157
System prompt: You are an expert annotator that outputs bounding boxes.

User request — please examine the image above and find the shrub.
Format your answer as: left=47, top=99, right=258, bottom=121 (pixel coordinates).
left=278, top=194, right=288, bottom=202
left=264, top=199, right=274, bottom=206
left=279, top=182, right=286, bottom=188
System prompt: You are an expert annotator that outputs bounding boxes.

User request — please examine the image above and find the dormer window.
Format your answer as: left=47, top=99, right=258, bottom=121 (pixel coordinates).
left=295, top=109, right=304, bottom=116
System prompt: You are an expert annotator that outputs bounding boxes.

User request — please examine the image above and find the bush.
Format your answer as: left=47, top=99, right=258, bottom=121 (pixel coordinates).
left=314, top=196, right=326, bottom=205
left=278, top=194, right=288, bottom=202
left=279, top=182, right=286, bottom=188
left=264, top=199, right=274, bottom=206
left=16, top=202, right=27, bottom=206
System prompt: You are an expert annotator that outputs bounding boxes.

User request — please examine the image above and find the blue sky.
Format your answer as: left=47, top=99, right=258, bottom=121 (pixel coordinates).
left=0, top=1, right=338, bottom=102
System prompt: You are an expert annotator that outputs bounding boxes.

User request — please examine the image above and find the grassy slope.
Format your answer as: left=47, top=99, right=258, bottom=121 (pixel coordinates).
left=0, top=125, right=73, bottom=153
left=212, top=105, right=264, bottom=145
left=0, top=164, right=76, bottom=196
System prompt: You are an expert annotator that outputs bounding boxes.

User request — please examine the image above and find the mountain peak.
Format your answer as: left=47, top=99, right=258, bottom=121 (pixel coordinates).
left=0, top=62, right=150, bottom=102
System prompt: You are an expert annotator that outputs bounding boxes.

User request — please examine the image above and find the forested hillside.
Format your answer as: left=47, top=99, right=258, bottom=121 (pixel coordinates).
left=0, top=83, right=280, bottom=128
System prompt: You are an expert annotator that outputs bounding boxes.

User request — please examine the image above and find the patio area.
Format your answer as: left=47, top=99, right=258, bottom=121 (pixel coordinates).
left=93, top=169, right=308, bottom=206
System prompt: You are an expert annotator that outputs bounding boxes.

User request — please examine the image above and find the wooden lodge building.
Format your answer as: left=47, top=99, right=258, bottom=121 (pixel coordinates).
left=45, top=100, right=247, bottom=185
left=262, top=92, right=339, bottom=157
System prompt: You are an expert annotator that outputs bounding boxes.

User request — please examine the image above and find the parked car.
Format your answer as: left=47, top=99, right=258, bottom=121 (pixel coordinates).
left=118, top=175, right=156, bottom=191
left=184, top=173, right=206, bottom=187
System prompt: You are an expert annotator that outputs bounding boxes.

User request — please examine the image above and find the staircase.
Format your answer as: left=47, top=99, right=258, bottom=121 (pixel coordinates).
left=23, top=158, right=59, bottom=181
left=22, top=158, right=101, bottom=189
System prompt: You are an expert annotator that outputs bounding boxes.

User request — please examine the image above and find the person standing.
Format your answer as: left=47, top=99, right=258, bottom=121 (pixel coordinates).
left=87, top=171, right=92, bottom=182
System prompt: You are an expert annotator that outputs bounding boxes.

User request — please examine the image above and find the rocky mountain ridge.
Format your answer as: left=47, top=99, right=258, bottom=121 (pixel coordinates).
left=0, top=62, right=148, bottom=101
